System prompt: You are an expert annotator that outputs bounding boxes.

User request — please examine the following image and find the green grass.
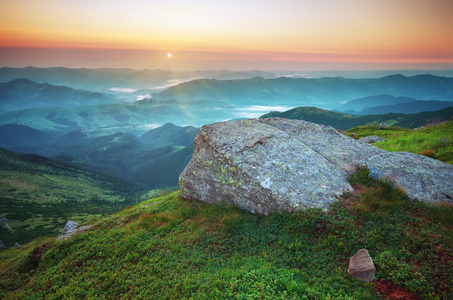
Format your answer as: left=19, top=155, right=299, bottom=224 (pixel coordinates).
left=344, top=120, right=453, bottom=164
left=0, top=148, right=145, bottom=247
left=1, top=121, right=452, bottom=299
left=1, top=172, right=452, bottom=299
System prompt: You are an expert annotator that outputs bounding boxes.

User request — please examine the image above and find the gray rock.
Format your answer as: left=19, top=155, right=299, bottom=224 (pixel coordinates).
left=378, top=122, right=387, bottom=130
left=0, top=240, right=5, bottom=248
left=57, top=221, right=91, bottom=241
left=359, top=136, right=384, bottom=144
left=14, top=242, right=21, bottom=247
left=61, top=221, right=79, bottom=235
left=360, top=152, right=453, bottom=204
left=180, top=118, right=453, bottom=215
left=259, top=118, right=385, bottom=175
left=348, top=249, right=376, bottom=282
left=179, top=118, right=355, bottom=215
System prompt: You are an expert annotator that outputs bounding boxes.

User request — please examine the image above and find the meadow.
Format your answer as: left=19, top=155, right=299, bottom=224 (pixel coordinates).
left=1, top=121, right=452, bottom=299
left=344, top=120, right=453, bottom=164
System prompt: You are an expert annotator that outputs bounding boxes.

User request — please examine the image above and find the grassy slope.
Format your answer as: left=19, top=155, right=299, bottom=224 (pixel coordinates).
left=0, top=149, right=142, bottom=247
left=343, top=121, right=453, bottom=164
left=1, top=184, right=451, bottom=299
left=261, top=106, right=453, bottom=130
left=1, top=122, right=452, bottom=299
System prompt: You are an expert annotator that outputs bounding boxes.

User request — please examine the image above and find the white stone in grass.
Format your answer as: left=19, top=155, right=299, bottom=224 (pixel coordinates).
left=348, top=249, right=376, bottom=282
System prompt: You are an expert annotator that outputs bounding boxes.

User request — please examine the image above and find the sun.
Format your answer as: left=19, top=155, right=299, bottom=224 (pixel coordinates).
left=167, top=53, right=172, bottom=58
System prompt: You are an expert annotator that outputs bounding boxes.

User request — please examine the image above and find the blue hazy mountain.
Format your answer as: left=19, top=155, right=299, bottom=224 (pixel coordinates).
left=0, top=99, right=234, bottom=132
left=0, top=79, right=120, bottom=112
left=153, top=75, right=453, bottom=109
left=338, top=94, right=417, bottom=112
left=0, top=67, right=276, bottom=94
left=355, top=100, right=453, bottom=115
left=337, top=94, right=453, bottom=115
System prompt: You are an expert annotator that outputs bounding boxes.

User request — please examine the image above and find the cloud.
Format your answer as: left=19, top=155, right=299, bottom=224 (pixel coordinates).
left=233, top=105, right=293, bottom=118
left=109, top=87, right=137, bottom=93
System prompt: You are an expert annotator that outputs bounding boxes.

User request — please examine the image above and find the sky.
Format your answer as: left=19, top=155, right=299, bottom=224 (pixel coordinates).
left=1, top=0, right=452, bottom=71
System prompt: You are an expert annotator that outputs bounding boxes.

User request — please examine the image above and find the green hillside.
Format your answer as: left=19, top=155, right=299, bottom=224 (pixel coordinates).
left=0, top=149, right=143, bottom=247
left=1, top=122, right=452, bottom=299
left=343, top=121, right=453, bottom=165
left=261, top=106, right=453, bottom=130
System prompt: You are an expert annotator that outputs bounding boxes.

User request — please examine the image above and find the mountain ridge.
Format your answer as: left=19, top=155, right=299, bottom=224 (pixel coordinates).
left=0, top=79, right=120, bottom=112
left=260, top=106, right=453, bottom=130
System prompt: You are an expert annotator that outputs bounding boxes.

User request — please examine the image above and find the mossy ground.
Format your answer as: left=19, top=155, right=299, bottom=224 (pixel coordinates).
left=1, top=170, right=452, bottom=299
left=1, top=122, right=452, bottom=299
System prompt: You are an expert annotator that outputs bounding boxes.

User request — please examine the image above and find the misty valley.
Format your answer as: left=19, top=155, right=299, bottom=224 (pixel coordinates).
left=1, top=67, right=453, bottom=247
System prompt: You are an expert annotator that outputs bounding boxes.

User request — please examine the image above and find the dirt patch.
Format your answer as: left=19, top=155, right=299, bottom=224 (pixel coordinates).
left=373, top=279, right=420, bottom=300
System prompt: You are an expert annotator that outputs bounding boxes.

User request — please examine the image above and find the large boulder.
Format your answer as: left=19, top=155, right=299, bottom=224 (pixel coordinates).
left=180, top=118, right=382, bottom=215
left=179, top=118, right=453, bottom=215
left=360, top=152, right=453, bottom=204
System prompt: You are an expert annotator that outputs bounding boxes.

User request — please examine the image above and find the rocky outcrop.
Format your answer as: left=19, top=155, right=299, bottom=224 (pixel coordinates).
left=179, top=118, right=453, bottom=215
left=360, top=152, right=453, bottom=204
left=348, top=249, right=376, bottom=282
left=179, top=118, right=384, bottom=215
left=57, top=221, right=92, bottom=241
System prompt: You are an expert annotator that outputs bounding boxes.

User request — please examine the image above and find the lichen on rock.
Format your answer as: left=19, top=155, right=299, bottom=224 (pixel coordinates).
left=360, top=152, right=453, bottom=204
left=180, top=118, right=355, bottom=215
left=179, top=118, right=453, bottom=215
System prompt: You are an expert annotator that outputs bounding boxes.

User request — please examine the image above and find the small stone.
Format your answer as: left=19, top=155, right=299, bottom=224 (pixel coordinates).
left=378, top=122, right=387, bottom=130
left=0, top=240, right=5, bottom=248
left=61, top=221, right=79, bottom=235
left=57, top=221, right=92, bottom=241
left=359, top=136, right=384, bottom=144
left=348, top=249, right=376, bottom=282
left=14, top=242, right=22, bottom=247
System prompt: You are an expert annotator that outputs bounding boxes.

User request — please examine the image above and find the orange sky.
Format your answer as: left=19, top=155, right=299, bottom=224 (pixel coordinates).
left=1, top=0, right=452, bottom=70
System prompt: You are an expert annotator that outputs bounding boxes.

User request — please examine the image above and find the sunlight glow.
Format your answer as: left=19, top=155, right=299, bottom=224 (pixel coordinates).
left=1, top=0, right=452, bottom=69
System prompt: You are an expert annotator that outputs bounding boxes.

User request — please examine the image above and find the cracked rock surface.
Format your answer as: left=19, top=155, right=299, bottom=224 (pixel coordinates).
left=360, top=152, right=453, bottom=204
left=179, top=118, right=452, bottom=215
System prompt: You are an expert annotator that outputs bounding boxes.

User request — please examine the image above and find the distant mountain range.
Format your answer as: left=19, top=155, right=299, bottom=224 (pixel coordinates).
left=154, top=75, right=453, bottom=108
left=0, top=67, right=275, bottom=94
left=1, top=72, right=452, bottom=129
left=354, top=100, right=453, bottom=115
left=337, top=94, right=453, bottom=115
left=0, top=79, right=121, bottom=112
left=2, top=67, right=453, bottom=194
left=0, top=98, right=234, bottom=132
